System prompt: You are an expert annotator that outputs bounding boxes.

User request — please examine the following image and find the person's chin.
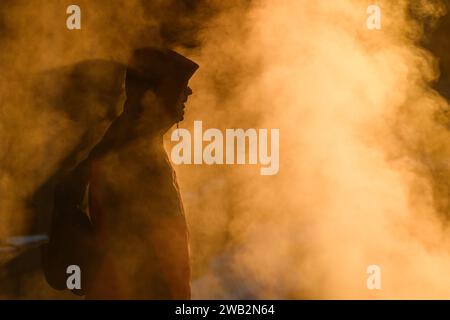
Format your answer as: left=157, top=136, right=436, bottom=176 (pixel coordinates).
left=178, top=110, right=185, bottom=121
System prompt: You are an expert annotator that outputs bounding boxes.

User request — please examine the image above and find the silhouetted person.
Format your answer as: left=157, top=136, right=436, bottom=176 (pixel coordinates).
left=43, top=47, right=199, bottom=299
left=0, top=60, right=125, bottom=299
left=28, top=60, right=126, bottom=235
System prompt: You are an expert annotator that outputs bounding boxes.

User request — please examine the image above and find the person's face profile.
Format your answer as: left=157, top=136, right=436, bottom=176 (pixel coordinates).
left=130, top=72, right=194, bottom=132
left=174, top=86, right=193, bottom=121
left=150, top=80, right=193, bottom=123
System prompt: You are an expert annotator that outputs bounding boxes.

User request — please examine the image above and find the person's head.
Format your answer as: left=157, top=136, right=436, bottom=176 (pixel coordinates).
left=124, top=47, right=199, bottom=131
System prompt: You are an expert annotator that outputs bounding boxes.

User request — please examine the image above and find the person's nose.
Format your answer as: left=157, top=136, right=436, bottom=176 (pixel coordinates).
left=186, top=86, right=193, bottom=96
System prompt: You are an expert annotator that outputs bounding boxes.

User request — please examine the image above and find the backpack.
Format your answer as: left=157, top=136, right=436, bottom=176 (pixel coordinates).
left=42, top=160, right=96, bottom=296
